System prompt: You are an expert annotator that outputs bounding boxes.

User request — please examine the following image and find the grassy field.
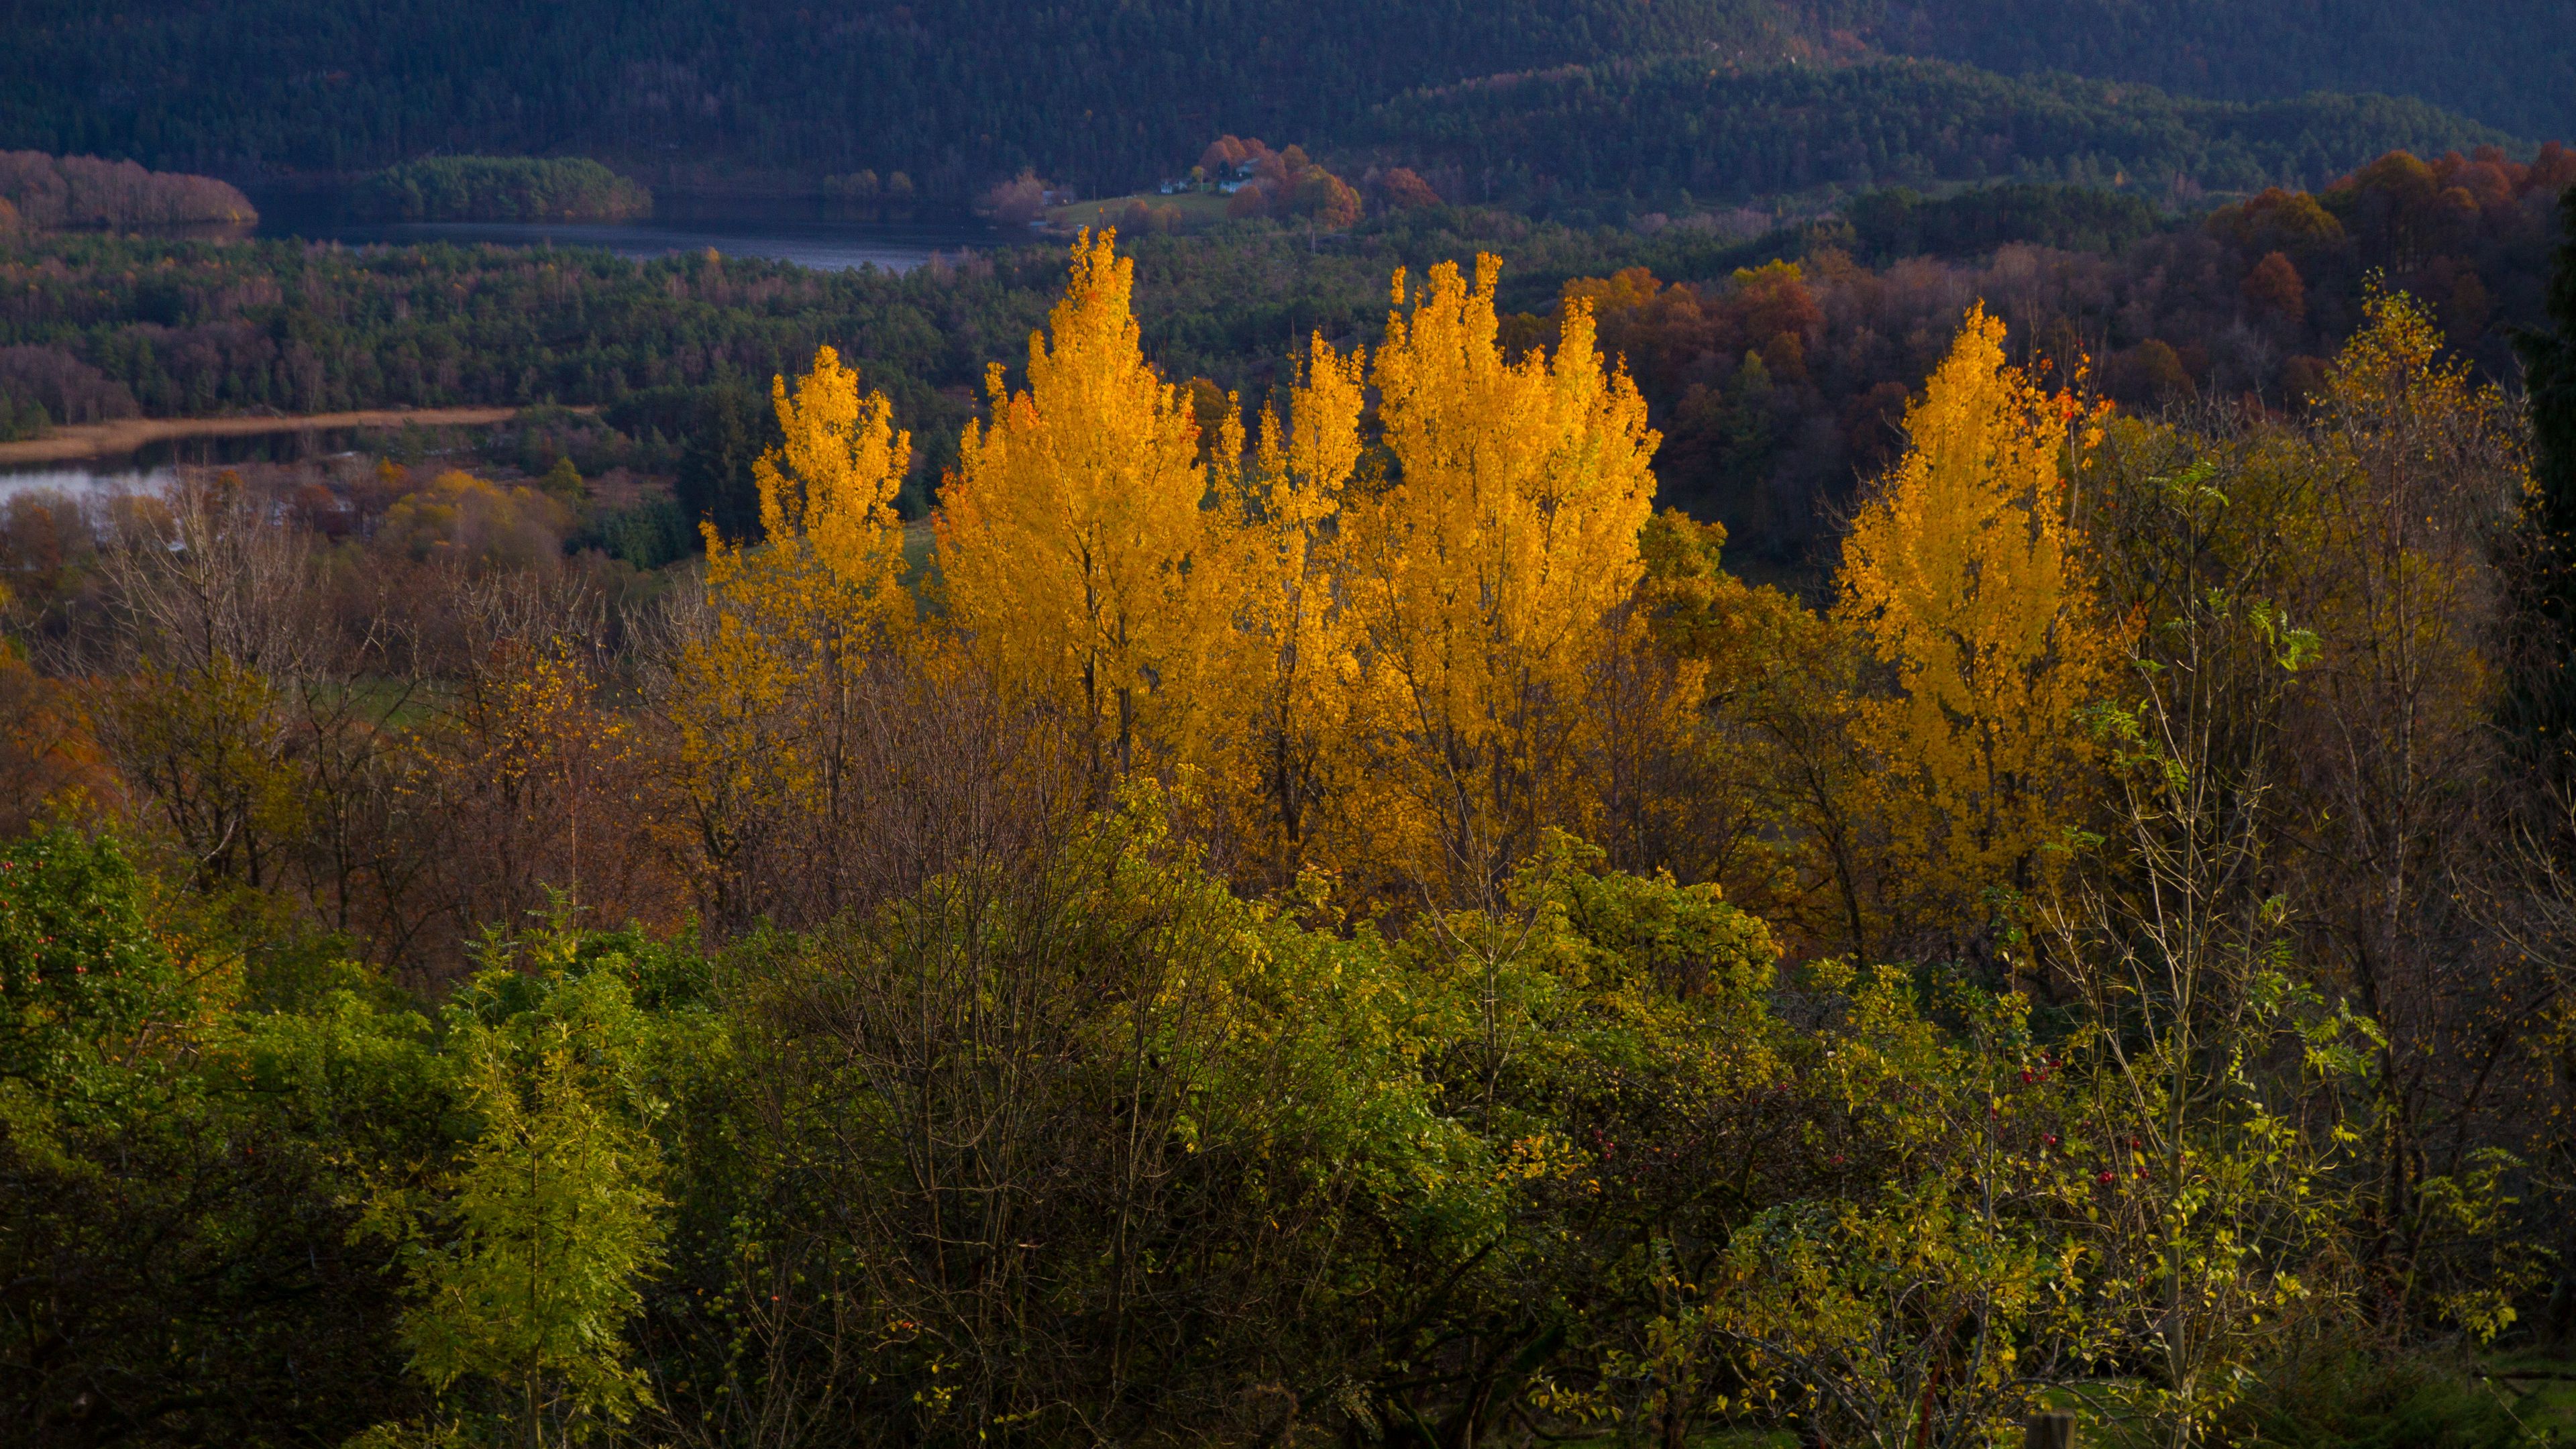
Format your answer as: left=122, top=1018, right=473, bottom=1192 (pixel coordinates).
left=0, top=405, right=535, bottom=466
left=1044, top=189, right=1235, bottom=235
left=2479, top=1350, right=2576, bottom=1443
left=2027, top=1357, right=2576, bottom=1446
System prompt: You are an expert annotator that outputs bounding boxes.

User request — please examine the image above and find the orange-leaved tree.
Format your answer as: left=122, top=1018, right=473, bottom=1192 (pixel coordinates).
left=1341, top=254, right=1660, bottom=897
left=1834, top=303, right=2118, bottom=946
left=936, top=230, right=1242, bottom=798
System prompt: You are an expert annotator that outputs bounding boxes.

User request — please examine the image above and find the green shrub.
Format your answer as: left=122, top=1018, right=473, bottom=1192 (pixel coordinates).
left=2230, top=1349, right=2531, bottom=1449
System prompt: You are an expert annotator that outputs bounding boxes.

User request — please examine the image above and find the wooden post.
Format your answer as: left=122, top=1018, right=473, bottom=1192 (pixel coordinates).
left=2022, top=1412, right=2076, bottom=1449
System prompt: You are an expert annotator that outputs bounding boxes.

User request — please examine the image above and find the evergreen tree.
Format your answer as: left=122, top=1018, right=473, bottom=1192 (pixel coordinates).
left=675, top=384, right=769, bottom=547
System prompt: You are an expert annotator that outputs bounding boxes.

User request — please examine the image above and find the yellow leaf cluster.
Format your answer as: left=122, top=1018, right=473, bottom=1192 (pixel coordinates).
left=665, top=344, right=914, bottom=915
left=1834, top=304, right=2117, bottom=932
left=753, top=343, right=911, bottom=603
left=1338, top=256, right=1661, bottom=892
left=936, top=231, right=1238, bottom=792
left=2298, top=286, right=2510, bottom=740
left=684, top=241, right=2135, bottom=928
left=1222, top=333, right=1368, bottom=879
left=921, top=241, right=1663, bottom=896
left=380, top=470, right=572, bottom=572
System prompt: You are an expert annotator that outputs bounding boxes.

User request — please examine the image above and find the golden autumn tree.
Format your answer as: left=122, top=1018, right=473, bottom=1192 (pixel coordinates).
left=749, top=345, right=913, bottom=604
left=936, top=230, right=1240, bottom=796
left=1340, top=254, right=1660, bottom=896
left=1834, top=304, right=2118, bottom=942
left=1222, top=333, right=1368, bottom=881
left=659, top=345, right=914, bottom=928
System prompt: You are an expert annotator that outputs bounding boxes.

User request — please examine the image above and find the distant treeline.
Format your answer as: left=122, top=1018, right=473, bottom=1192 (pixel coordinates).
left=1868, top=0, right=2576, bottom=147
left=0, top=212, right=1756, bottom=506
left=1841, top=182, right=2160, bottom=262
left=1364, top=57, right=2518, bottom=209
left=0, top=152, right=256, bottom=232
left=354, top=156, right=652, bottom=222
left=0, top=147, right=2563, bottom=567
left=1524, top=143, right=2575, bottom=563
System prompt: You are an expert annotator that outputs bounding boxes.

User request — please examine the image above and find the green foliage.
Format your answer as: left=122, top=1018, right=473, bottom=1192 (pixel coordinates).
left=0, top=826, right=722, bottom=1448
left=0, top=827, right=189, bottom=1087
left=674, top=381, right=777, bottom=544
left=1633, top=965, right=2081, bottom=1448
left=355, top=156, right=653, bottom=223
left=1, top=832, right=439, bottom=1446
left=0, top=393, right=46, bottom=441
left=370, top=945, right=672, bottom=1442
left=538, top=455, right=584, bottom=499
left=704, top=794, right=1507, bottom=1443
left=2226, top=1348, right=2533, bottom=1449
left=571, top=497, right=696, bottom=570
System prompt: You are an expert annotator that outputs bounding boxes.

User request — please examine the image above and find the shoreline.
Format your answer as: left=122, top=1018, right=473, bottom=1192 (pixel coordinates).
left=0, top=407, right=530, bottom=466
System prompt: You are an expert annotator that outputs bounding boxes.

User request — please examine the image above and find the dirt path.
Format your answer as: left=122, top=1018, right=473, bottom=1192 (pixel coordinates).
left=0, top=406, right=529, bottom=466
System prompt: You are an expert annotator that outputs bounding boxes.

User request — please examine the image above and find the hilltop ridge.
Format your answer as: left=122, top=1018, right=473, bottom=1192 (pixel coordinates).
left=1, top=0, right=2563, bottom=205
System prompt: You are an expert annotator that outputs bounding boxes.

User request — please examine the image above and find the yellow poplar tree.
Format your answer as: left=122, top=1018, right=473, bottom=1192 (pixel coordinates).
left=1834, top=304, right=2116, bottom=938
left=1343, top=254, right=1660, bottom=894
left=663, top=345, right=912, bottom=925
left=936, top=230, right=1240, bottom=793
left=751, top=343, right=913, bottom=604
left=1225, top=333, right=1368, bottom=879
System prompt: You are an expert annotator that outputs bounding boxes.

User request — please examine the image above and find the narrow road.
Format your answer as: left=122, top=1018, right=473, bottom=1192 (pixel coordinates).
left=0, top=407, right=531, bottom=465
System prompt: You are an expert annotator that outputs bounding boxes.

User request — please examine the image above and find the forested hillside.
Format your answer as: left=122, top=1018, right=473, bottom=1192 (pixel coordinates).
left=1, top=0, right=2561, bottom=205
left=0, top=0, right=1805, bottom=197
left=1868, top=0, right=2576, bottom=147
left=1365, top=57, right=2514, bottom=211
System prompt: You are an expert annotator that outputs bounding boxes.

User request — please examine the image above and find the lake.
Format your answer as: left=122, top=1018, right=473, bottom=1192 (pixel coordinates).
left=249, top=191, right=1019, bottom=273
left=0, top=462, right=175, bottom=502
left=0, top=423, right=497, bottom=497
